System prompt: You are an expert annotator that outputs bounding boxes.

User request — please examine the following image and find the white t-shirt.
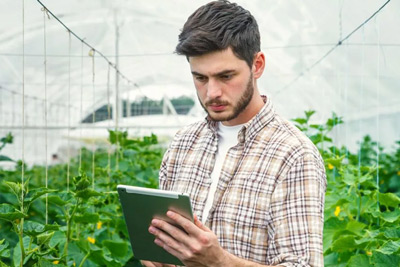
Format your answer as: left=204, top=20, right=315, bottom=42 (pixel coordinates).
left=201, top=122, right=243, bottom=223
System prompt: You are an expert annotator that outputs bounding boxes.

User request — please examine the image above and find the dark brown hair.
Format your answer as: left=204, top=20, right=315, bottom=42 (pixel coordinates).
left=175, top=0, right=260, bottom=68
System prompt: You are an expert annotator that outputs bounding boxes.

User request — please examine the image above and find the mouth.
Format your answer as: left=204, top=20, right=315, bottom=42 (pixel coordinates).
left=208, top=104, right=227, bottom=112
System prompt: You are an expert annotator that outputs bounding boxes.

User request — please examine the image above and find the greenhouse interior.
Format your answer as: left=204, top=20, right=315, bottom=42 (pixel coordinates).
left=0, top=0, right=399, bottom=266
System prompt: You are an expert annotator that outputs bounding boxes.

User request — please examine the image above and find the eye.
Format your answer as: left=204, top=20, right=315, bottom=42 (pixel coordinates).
left=195, top=75, right=207, bottom=82
left=220, top=74, right=233, bottom=80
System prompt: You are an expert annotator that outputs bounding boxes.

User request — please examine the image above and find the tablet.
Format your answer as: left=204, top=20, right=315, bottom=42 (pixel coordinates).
left=117, top=185, right=193, bottom=265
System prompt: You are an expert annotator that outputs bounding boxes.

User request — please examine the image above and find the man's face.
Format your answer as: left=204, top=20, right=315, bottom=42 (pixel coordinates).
left=189, top=48, right=256, bottom=126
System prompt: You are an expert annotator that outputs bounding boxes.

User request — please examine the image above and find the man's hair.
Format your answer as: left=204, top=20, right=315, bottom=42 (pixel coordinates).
left=175, top=0, right=260, bottom=68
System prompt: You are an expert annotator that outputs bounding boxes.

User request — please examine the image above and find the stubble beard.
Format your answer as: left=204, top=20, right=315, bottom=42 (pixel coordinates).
left=199, top=75, right=254, bottom=122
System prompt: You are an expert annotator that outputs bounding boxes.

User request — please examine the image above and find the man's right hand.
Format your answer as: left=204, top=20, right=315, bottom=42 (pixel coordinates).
left=140, top=260, right=176, bottom=267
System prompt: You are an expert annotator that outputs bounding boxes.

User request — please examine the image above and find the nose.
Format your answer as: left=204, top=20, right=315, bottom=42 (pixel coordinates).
left=206, top=79, right=222, bottom=99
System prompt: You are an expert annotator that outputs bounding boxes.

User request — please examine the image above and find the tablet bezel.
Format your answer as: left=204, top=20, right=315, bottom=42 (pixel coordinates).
left=117, top=184, right=193, bottom=265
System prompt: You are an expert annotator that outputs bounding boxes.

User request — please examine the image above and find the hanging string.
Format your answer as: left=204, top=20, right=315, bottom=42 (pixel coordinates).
left=35, top=0, right=140, bottom=90
left=67, top=31, right=71, bottom=192
left=0, top=86, right=79, bottom=110
left=106, top=63, right=111, bottom=186
left=375, top=16, right=381, bottom=226
left=275, top=0, right=391, bottom=97
left=115, top=57, right=120, bottom=171
left=91, top=49, right=96, bottom=189
left=344, top=41, right=349, bottom=160
left=356, top=26, right=366, bottom=222
left=42, top=6, right=49, bottom=225
left=12, top=92, right=16, bottom=127
left=79, top=41, right=84, bottom=171
left=2, top=43, right=400, bottom=59
left=21, top=0, right=26, bottom=233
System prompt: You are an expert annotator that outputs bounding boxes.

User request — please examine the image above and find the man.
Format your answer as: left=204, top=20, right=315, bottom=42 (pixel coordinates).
left=142, top=1, right=326, bottom=266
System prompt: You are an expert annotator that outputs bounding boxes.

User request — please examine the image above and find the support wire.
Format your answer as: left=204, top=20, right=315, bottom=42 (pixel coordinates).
left=67, top=31, right=71, bottom=192
left=276, top=0, right=391, bottom=96
left=42, top=6, right=49, bottom=225
left=91, top=49, right=96, bottom=189
left=375, top=16, right=381, bottom=226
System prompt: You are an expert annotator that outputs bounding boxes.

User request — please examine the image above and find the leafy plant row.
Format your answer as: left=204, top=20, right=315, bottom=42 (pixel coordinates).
left=0, top=111, right=399, bottom=266
left=0, top=131, right=162, bottom=266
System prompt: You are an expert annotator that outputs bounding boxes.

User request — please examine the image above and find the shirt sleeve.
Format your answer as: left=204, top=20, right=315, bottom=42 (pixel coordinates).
left=158, top=147, right=170, bottom=191
left=267, top=152, right=326, bottom=267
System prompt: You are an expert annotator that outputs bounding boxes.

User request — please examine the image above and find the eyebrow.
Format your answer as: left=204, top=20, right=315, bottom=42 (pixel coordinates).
left=191, top=70, right=236, bottom=77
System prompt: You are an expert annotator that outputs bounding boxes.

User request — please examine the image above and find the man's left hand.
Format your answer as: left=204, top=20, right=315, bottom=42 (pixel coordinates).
left=149, top=211, right=230, bottom=267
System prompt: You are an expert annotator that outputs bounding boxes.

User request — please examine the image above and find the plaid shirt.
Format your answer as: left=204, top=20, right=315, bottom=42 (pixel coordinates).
left=159, top=97, right=326, bottom=267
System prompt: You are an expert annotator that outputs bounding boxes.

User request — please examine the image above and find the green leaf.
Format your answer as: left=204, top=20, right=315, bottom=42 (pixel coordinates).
left=37, top=231, right=55, bottom=246
left=0, top=239, right=10, bottom=258
left=75, top=188, right=102, bottom=199
left=4, top=181, right=21, bottom=199
left=354, top=237, right=379, bottom=250
left=102, top=240, right=128, bottom=258
left=108, top=130, right=128, bottom=146
left=331, top=235, right=359, bottom=252
left=379, top=192, right=400, bottom=208
left=342, top=172, right=357, bottom=187
left=0, top=204, right=26, bottom=221
left=346, top=220, right=366, bottom=236
left=49, top=231, right=65, bottom=248
left=47, top=195, right=69, bottom=206
left=24, top=188, right=57, bottom=204
left=23, top=221, right=45, bottom=237
left=292, top=118, right=308, bottom=125
left=323, top=217, right=347, bottom=252
left=74, top=174, right=91, bottom=191
left=372, top=252, right=400, bottom=266
left=118, top=160, right=130, bottom=172
left=325, top=156, right=345, bottom=168
left=376, top=240, right=400, bottom=255
left=44, top=224, right=60, bottom=232
left=37, top=259, right=67, bottom=267
left=310, top=124, right=323, bottom=130
left=373, top=209, right=400, bottom=223
left=384, top=228, right=400, bottom=239
left=67, top=243, right=85, bottom=265
left=89, top=247, right=121, bottom=267
left=74, top=213, right=99, bottom=223
left=310, top=133, right=332, bottom=145
left=13, top=236, right=33, bottom=267
left=346, top=254, right=372, bottom=267
left=305, top=110, right=316, bottom=120
left=0, top=155, right=14, bottom=162
left=0, top=133, right=13, bottom=144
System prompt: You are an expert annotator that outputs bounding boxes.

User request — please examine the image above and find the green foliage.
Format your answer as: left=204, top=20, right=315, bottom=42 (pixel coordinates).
left=0, top=130, right=164, bottom=266
left=0, top=111, right=399, bottom=266
left=293, top=111, right=400, bottom=266
left=0, top=132, right=14, bottom=162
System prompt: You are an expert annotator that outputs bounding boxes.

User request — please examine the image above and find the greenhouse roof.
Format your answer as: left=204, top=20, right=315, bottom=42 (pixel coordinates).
left=0, top=0, right=399, bottom=164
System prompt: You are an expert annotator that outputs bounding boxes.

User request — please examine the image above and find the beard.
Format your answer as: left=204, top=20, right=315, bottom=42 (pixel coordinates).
left=199, top=74, right=254, bottom=122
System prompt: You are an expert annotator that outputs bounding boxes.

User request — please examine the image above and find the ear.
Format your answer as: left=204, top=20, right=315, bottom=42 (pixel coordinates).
left=252, top=52, right=265, bottom=79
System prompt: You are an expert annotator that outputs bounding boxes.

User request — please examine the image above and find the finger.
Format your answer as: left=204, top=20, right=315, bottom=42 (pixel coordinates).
left=194, top=215, right=211, bottom=232
left=150, top=217, right=194, bottom=247
left=166, top=211, right=202, bottom=236
left=141, top=260, right=174, bottom=267
left=140, top=260, right=157, bottom=267
left=149, top=224, right=186, bottom=254
left=154, top=238, right=186, bottom=264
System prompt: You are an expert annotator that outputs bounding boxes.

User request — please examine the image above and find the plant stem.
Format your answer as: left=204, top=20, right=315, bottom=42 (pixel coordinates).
left=78, top=251, right=90, bottom=267
left=356, top=185, right=361, bottom=221
left=13, top=220, right=25, bottom=267
left=62, top=199, right=80, bottom=262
